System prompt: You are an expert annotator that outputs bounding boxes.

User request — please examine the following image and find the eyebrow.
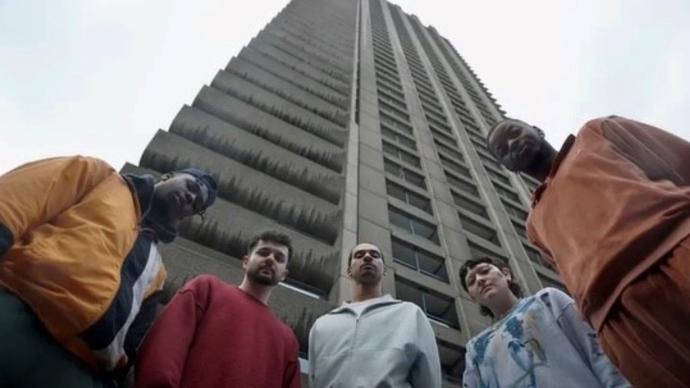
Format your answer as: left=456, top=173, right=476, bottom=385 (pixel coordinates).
left=466, top=264, right=489, bottom=283
left=354, top=249, right=380, bottom=256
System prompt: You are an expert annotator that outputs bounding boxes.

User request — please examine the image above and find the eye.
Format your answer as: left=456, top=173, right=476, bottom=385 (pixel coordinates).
left=187, top=179, right=205, bottom=211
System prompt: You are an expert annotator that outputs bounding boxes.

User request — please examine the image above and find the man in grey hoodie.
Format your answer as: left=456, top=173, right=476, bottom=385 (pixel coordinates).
left=308, top=242, right=442, bottom=388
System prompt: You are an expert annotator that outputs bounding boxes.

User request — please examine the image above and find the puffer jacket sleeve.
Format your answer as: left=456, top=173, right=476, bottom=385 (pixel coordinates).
left=0, top=155, right=115, bottom=257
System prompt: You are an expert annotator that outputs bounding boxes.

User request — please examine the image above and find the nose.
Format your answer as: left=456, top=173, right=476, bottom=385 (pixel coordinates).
left=264, top=252, right=277, bottom=264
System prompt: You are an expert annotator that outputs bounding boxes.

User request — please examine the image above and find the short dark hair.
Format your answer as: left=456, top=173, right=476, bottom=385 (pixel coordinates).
left=247, top=231, right=293, bottom=261
left=459, top=257, right=523, bottom=318
left=347, top=243, right=384, bottom=268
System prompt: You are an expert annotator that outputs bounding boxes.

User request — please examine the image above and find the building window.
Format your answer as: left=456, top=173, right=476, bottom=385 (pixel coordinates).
left=452, top=191, right=489, bottom=219
left=523, top=244, right=555, bottom=271
left=458, top=213, right=501, bottom=246
left=468, top=241, right=508, bottom=265
left=278, top=280, right=323, bottom=299
left=377, top=82, right=405, bottom=101
left=512, top=220, right=527, bottom=239
left=383, top=140, right=421, bottom=168
left=494, top=184, right=521, bottom=203
left=433, top=139, right=463, bottom=161
left=384, top=158, right=426, bottom=189
left=395, top=277, right=459, bottom=328
left=521, top=174, right=541, bottom=193
left=380, top=111, right=413, bottom=135
left=388, top=206, right=439, bottom=244
left=445, top=171, right=479, bottom=197
left=381, top=126, right=416, bottom=150
left=437, top=339, right=464, bottom=385
left=379, top=100, right=410, bottom=122
left=378, top=91, right=407, bottom=111
left=470, top=137, right=489, bottom=152
left=426, top=114, right=451, bottom=133
left=429, top=126, right=456, bottom=145
left=485, top=166, right=511, bottom=185
left=392, top=238, right=448, bottom=282
left=477, top=151, right=503, bottom=170
left=502, top=199, right=528, bottom=220
left=386, top=180, right=432, bottom=214
left=440, top=155, right=470, bottom=176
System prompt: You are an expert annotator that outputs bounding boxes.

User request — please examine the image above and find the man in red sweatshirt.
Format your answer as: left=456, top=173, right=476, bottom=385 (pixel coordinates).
left=135, top=230, right=301, bottom=388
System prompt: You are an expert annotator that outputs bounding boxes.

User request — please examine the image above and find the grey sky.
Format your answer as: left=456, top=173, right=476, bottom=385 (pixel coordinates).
left=1, top=0, right=688, bottom=174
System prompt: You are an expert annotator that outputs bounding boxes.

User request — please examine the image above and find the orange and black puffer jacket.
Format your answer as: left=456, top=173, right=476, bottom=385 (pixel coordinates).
left=0, top=156, right=167, bottom=371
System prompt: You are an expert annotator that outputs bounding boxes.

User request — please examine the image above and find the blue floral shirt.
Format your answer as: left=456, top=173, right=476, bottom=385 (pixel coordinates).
left=463, top=288, right=630, bottom=388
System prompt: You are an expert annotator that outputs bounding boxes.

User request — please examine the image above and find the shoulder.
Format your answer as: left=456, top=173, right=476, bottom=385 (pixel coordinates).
left=180, top=274, right=227, bottom=295
left=398, top=300, right=423, bottom=313
left=580, top=115, right=638, bottom=138
left=465, top=325, right=495, bottom=358
left=311, top=306, right=345, bottom=331
left=63, top=155, right=115, bottom=174
left=535, top=287, right=574, bottom=311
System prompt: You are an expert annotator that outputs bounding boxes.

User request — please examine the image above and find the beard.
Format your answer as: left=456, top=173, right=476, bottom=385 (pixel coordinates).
left=246, top=265, right=280, bottom=286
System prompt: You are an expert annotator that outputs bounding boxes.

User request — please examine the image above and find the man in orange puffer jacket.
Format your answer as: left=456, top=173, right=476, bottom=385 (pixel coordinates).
left=0, top=155, right=217, bottom=387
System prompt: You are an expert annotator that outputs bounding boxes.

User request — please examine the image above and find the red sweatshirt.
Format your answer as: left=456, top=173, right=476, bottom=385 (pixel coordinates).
left=136, top=275, right=301, bottom=388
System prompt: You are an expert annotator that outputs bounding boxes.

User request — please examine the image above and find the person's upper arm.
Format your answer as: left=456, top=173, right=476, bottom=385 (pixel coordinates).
left=596, top=116, right=690, bottom=186
left=135, top=275, right=211, bottom=388
left=549, top=289, right=631, bottom=387
left=410, top=308, right=442, bottom=388
left=308, top=321, right=318, bottom=387
left=0, top=156, right=114, bottom=257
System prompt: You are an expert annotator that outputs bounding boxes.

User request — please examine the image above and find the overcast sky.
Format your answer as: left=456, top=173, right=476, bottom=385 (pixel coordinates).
left=1, top=0, right=688, bottom=174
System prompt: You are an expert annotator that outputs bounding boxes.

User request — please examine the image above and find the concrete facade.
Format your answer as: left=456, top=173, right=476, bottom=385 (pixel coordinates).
left=128, top=0, right=564, bottom=385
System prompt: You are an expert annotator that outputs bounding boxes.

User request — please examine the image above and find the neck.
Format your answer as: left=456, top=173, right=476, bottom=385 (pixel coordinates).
left=147, top=200, right=180, bottom=228
left=239, top=277, right=273, bottom=305
left=525, top=141, right=558, bottom=182
left=489, top=292, right=520, bottom=320
left=351, top=282, right=383, bottom=302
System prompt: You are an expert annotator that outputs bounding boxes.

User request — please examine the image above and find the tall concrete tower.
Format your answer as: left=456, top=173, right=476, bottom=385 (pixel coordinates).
left=127, top=0, right=564, bottom=385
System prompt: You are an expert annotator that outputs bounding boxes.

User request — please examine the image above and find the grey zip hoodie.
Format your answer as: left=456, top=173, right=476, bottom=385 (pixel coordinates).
left=308, top=294, right=442, bottom=388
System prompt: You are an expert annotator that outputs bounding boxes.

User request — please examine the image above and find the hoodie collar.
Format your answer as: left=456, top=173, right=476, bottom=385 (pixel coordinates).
left=122, top=173, right=177, bottom=243
left=328, top=294, right=401, bottom=316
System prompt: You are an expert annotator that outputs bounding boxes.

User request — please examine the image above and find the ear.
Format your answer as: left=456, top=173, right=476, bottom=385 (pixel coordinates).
left=501, top=267, right=512, bottom=282
left=160, top=172, right=173, bottom=181
left=346, top=265, right=352, bottom=279
left=280, top=269, right=289, bottom=282
left=241, top=255, right=249, bottom=270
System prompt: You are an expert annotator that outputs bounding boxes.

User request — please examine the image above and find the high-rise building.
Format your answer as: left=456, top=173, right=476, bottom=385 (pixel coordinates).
left=125, top=0, right=564, bottom=385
